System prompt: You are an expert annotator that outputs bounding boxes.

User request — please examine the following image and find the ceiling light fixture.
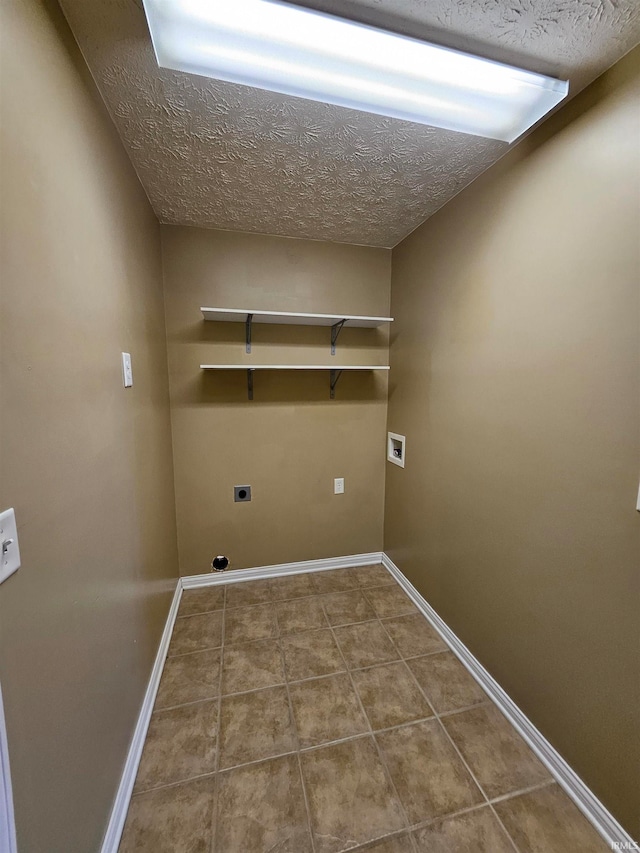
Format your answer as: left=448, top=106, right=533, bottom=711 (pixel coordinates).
left=141, top=0, right=569, bottom=143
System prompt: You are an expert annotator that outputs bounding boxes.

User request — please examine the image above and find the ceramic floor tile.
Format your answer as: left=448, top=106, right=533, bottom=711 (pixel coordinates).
left=168, top=612, right=223, bottom=657
left=225, top=579, right=273, bottom=609
left=281, top=629, right=346, bottom=681
left=289, top=673, right=369, bottom=748
left=442, top=705, right=551, bottom=799
left=364, top=585, right=418, bottom=619
left=334, top=621, right=400, bottom=670
left=382, top=614, right=447, bottom=658
left=178, top=585, right=225, bottom=617
left=407, top=652, right=487, bottom=714
left=119, top=776, right=216, bottom=853
left=155, top=648, right=221, bottom=710
left=412, top=806, right=515, bottom=852
left=301, top=736, right=406, bottom=853
left=221, top=638, right=284, bottom=695
left=494, top=784, right=608, bottom=852
left=376, top=719, right=483, bottom=824
left=224, top=603, right=277, bottom=644
left=270, top=572, right=318, bottom=601
left=352, top=661, right=433, bottom=730
left=133, top=701, right=218, bottom=792
left=215, top=754, right=313, bottom=853
left=218, top=685, right=297, bottom=769
left=276, top=596, right=328, bottom=635
left=352, top=564, right=396, bottom=588
left=313, top=567, right=360, bottom=594
left=322, top=590, right=376, bottom=627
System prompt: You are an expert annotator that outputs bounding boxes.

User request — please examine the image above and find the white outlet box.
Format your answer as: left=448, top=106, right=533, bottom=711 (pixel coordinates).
left=334, top=478, right=345, bottom=495
left=0, top=508, right=20, bottom=585
left=387, top=432, right=406, bottom=468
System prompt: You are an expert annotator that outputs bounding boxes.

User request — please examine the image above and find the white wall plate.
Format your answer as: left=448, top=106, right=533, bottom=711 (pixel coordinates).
left=0, top=509, right=20, bottom=585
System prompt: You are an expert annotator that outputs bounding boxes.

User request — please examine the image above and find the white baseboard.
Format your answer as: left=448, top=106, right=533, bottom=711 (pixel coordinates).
left=381, top=553, right=636, bottom=849
left=100, top=581, right=183, bottom=853
left=180, top=551, right=383, bottom=589
left=0, top=682, right=17, bottom=853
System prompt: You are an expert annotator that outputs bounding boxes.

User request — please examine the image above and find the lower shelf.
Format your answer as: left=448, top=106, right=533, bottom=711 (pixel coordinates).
left=199, top=365, right=390, bottom=400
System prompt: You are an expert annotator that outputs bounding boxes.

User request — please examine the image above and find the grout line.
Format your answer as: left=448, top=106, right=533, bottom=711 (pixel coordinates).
left=176, top=607, right=224, bottom=618
left=273, top=597, right=318, bottom=853
left=154, top=695, right=220, bottom=714
left=404, top=800, right=500, bottom=837
left=316, top=598, right=417, bottom=849
left=167, top=643, right=222, bottom=659
left=217, top=749, right=300, bottom=777
left=298, top=717, right=433, bottom=755
left=162, top=643, right=223, bottom=660
left=392, top=648, right=452, bottom=663
left=174, top=608, right=225, bottom=621
left=488, top=778, right=556, bottom=805
left=132, top=770, right=218, bottom=798
left=485, top=804, right=521, bottom=851
left=434, top=700, right=492, bottom=719
left=219, top=678, right=287, bottom=701
left=223, top=598, right=273, bottom=613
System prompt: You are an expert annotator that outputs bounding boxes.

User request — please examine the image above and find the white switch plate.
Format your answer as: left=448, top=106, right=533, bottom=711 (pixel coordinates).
left=636, top=479, right=640, bottom=512
left=122, top=352, right=133, bottom=387
left=0, top=508, right=20, bottom=584
left=334, top=478, right=345, bottom=495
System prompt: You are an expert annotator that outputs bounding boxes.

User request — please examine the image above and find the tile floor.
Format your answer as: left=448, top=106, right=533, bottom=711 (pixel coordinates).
left=119, top=564, right=608, bottom=852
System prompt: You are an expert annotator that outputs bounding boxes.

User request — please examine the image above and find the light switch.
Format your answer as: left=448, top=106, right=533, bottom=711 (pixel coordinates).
left=334, top=478, right=345, bottom=495
left=0, top=508, right=20, bottom=584
left=122, top=352, right=133, bottom=387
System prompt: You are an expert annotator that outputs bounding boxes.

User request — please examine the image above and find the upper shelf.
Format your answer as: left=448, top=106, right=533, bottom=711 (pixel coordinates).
left=201, top=307, right=393, bottom=327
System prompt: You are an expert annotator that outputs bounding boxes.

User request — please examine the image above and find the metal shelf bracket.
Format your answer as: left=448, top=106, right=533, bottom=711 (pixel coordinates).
left=330, top=319, right=346, bottom=355
left=329, top=368, right=343, bottom=399
left=245, top=313, right=254, bottom=353
left=247, top=368, right=254, bottom=401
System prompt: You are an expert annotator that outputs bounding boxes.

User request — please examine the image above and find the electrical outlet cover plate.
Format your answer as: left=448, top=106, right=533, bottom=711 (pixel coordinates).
left=234, top=485, right=251, bottom=502
left=0, top=508, right=20, bottom=584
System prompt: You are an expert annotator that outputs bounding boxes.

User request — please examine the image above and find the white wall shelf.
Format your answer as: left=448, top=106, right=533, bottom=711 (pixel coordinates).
left=201, top=307, right=393, bottom=355
left=200, top=364, right=390, bottom=400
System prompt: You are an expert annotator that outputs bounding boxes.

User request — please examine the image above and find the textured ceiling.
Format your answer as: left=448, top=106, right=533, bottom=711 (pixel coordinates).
left=60, top=0, right=639, bottom=247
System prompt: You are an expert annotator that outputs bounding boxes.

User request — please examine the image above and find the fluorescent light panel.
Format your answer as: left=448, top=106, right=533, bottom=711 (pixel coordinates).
left=142, top=0, right=569, bottom=142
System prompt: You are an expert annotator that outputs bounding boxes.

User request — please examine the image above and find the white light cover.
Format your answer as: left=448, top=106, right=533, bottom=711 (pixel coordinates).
left=142, top=0, right=569, bottom=143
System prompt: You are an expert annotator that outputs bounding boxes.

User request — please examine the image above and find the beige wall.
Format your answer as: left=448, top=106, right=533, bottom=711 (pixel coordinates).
left=161, top=226, right=391, bottom=573
left=0, top=1, right=179, bottom=851
left=385, top=48, right=640, bottom=836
